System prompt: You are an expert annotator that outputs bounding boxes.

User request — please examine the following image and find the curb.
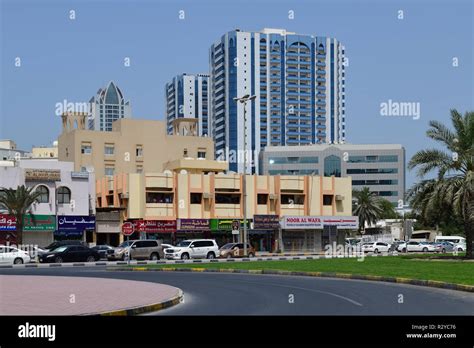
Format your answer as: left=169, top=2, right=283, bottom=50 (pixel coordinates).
left=109, top=267, right=474, bottom=294
left=0, top=253, right=397, bottom=269
left=91, top=289, right=184, bottom=316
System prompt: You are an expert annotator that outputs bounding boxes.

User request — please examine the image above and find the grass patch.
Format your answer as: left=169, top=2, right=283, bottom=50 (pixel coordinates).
left=126, top=256, right=474, bottom=285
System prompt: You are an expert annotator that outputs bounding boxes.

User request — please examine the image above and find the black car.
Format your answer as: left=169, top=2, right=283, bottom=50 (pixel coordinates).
left=39, top=245, right=100, bottom=263
left=43, top=240, right=85, bottom=251
left=91, top=245, right=114, bottom=259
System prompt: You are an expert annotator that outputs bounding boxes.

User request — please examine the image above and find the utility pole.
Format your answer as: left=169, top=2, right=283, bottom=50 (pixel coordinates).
left=233, top=94, right=256, bottom=257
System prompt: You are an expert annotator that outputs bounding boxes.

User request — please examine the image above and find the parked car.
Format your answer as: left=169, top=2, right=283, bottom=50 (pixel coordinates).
left=219, top=243, right=255, bottom=258
left=362, top=242, right=391, bottom=253
left=39, top=245, right=100, bottom=263
left=43, top=240, right=85, bottom=251
left=161, top=244, right=173, bottom=250
left=0, top=245, right=31, bottom=264
left=431, top=241, right=455, bottom=253
left=164, top=239, right=219, bottom=260
left=107, top=240, right=163, bottom=261
left=91, top=245, right=114, bottom=259
left=403, top=241, right=437, bottom=253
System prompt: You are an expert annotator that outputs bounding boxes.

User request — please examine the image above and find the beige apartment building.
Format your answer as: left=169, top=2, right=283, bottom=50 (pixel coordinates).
left=96, top=172, right=356, bottom=252
left=58, top=112, right=223, bottom=179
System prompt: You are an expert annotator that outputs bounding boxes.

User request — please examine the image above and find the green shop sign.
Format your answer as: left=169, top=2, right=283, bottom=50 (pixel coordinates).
left=210, top=219, right=250, bottom=231
left=23, top=215, right=56, bottom=231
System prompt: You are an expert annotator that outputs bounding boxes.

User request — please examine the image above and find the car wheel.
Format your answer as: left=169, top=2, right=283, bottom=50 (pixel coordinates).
left=248, top=252, right=255, bottom=258
left=226, top=253, right=232, bottom=259
left=181, top=253, right=189, bottom=260
left=150, top=253, right=159, bottom=261
left=55, top=256, right=63, bottom=263
left=458, top=248, right=463, bottom=252
left=402, top=248, right=407, bottom=253
left=206, top=252, right=215, bottom=259
left=86, top=256, right=95, bottom=262
left=422, top=247, right=428, bottom=252
left=13, top=258, right=23, bottom=265
left=121, top=254, right=126, bottom=261
left=442, top=248, right=446, bottom=253
left=374, top=249, right=379, bottom=254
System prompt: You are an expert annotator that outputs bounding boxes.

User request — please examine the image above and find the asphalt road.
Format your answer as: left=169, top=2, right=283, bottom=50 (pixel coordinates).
left=1, top=267, right=473, bottom=315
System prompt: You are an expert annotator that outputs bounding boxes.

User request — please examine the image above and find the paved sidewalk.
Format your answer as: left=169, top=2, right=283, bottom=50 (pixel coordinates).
left=0, top=275, right=182, bottom=315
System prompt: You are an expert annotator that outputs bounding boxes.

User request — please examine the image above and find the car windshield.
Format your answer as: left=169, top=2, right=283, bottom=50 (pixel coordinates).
left=53, top=246, right=68, bottom=253
left=118, top=241, right=132, bottom=248
left=221, top=243, right=235, bottom=249
left=177, top=241, right=191, bottom=247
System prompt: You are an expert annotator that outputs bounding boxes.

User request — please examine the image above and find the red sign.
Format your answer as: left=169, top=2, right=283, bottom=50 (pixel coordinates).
left=134, top=220, right=176, bottom=233
left=121, top=222, right=135, bottom=236
left=0, top=215, right=17, bottom=231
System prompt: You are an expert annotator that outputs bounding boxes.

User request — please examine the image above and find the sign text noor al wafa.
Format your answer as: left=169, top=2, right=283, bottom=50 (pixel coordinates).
left=281, top=216, right=359, bottom=229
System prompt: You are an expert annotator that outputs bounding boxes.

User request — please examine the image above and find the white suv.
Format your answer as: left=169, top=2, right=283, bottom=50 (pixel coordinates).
left=164, top=239, right=219, bottom=260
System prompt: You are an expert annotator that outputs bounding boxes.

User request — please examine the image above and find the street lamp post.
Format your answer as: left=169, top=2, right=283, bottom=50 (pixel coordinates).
left=233, top=94, right=256, bottom=257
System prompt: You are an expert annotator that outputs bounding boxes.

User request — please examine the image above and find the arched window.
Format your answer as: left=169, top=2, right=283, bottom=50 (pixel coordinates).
left=36, top=185, right=49, bottom=203
left=57, top=186, right=71, bottom=204
left=324, top=155, right=341, bottom=177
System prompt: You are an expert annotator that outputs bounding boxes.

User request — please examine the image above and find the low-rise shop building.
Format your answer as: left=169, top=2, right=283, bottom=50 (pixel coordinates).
left=96, top=171, right=356, bottom=252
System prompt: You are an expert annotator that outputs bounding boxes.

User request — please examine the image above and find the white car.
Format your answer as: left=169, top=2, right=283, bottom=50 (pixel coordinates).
left=403, top=241, right=437, bottom=252
left=164, top=239, right=220, bottom=260
left=452, top=243, right=467, bottom=252
left=362, top=242, right=391, bottom=253
left=0, top=245, right=31, bottom=264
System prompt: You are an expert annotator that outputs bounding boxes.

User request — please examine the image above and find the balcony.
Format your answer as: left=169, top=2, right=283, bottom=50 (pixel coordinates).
left=316, top=54, right=326, bottom=59
left=316, top=61, right=326, bottom=67
left=316, top=77, right=326, bottom=83
left=316, top=70, right=326, bottom=75
left=316, top=93, right=326, bottom=98
left=316, top=100, right=326, bottom=106
left=316, top=85, right=326, bottom=91
left=316, top=108, right=326, bottom=114
left=317, top=124, right=326, bottom=130
left=316, top=116, right=326, bottom=122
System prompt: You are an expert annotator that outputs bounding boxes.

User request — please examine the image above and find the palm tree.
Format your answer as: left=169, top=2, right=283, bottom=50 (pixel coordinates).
left=0, top=185, right=42, bottom=245
left=352, top=187, right=384, bottom=233
left=407, top=109, right=473, bottom=258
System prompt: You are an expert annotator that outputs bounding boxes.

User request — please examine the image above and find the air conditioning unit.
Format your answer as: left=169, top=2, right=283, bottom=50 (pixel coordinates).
left=119, top=193, right=129, bottom=199
left=269, top=194, right=277, bottom=200
left=335, top=195, right=344, bottom=201
left=203, top=193, right=214, bottom=199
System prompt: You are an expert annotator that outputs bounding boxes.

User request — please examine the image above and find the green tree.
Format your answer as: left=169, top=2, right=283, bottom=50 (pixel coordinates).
left=0, top=186, right=41, bottom=245
left=352, top=187, right=384, bottom=233
left=407, top=109, right=473, bottom=258
left=378, top=199, right=400, bottom=219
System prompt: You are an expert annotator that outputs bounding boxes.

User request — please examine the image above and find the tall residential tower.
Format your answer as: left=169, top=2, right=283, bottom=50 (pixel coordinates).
left=209, top=28, right=346, bottom=173
left=165, top=73, right=210, bottom=137
left=88, top=81, right=132, bottom=131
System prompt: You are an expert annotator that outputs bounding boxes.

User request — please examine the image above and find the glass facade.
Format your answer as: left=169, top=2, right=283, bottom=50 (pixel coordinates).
left=323, top=155, right=341, bottom=177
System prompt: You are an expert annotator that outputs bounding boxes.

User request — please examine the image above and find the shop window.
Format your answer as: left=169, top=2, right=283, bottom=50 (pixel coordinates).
left=257, top=194, right=268, bottom=205
left=146, top=192, right=173, bottom=204
left=190, top=193, right=202, bottom=204
left=215, top=193, right=240, bottom=204
left=281, top=194, right=304, bottom=205
left=323, top=195, right=333, bottom=206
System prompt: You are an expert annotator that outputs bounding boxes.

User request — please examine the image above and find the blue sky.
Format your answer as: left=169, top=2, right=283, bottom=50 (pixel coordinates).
left=1, top=0, right=472, bottom=187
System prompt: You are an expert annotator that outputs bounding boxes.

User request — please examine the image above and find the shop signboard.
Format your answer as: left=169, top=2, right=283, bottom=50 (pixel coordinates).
left=210, top=219, right=250, bottom=232
left=320, top=216, right=359, bottom=230
left=253, top=215, right=280, bottom=229
left=23, top=215, right=56, bottom=231
left=0, top=215, right=16, bottom=231
left=57, top=215, right=95, bottom=235
left=24, top=169, right=61, bottom=181
left=177, top=219, right=210, bottom=231
left=134, top=220, right=176, bottom=233
left=281, top=216, right=359, bottom=230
